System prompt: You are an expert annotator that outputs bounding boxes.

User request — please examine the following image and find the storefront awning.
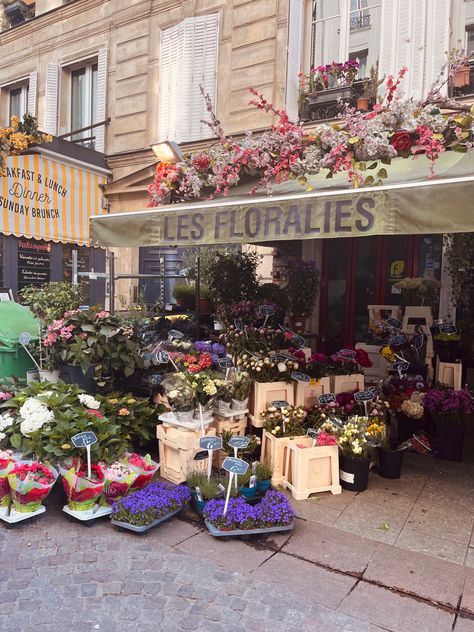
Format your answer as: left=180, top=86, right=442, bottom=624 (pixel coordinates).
left=90, top=151, right=474, bottom=248
left=1, top=153, right=108, bottom=246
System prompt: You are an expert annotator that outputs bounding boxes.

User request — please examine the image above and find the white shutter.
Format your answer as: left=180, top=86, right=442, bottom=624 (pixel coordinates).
left=285, top=0, right=304, bottom=122
left=27, top=71, right=38, bottom=117
left=158, top=14, right=218, bottom=143
left=44, top=63, right=59, bottom=135
left=95, top=48, right=108, bottom=153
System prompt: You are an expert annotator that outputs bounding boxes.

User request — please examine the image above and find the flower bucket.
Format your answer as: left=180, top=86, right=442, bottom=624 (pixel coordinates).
left=357, top=97, right=369, bottom=111
left=8, top=461, right=58, bottom=513
left=175, top=409, right=195, bottom=423
left=231, top=397, right=249, bottom=412
left=435, top=419, right=465, bottom=462
left=339, top=454, right=370, bottom=492
left=38, top=369, right=60, bottom=383
left=256, top=479, right=271, bottom=493
left=60, top=364, right=97, bottom=394
left=453, top=66, right=470, bottom=88
left=217, top=400, right=232, bottom=414
left=239, top=486, right=258, bottom=499
left=377, top=446, right=405, bottom=479
left=61, top=466, right=104, bottom=512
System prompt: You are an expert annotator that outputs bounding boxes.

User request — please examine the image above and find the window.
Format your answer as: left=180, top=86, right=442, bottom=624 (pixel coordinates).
left=466, top=1, right=474, bottom=55
left=71, top=62, right=98, bottom=148
left=308, top=1, right=381, bottom=78
left=9, top=85, right=29, bottom=121
left=158, top=14, right=219, bottom=143
left=2, top=74, right=36, bottom=125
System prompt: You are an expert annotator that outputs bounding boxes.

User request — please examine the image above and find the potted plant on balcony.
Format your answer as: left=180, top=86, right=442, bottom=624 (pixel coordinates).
left=356, top=62, right=384, bottom=111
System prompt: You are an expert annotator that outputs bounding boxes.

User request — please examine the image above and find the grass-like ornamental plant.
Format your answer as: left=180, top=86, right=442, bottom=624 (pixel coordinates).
left=111, top=482, right=190, bottom=526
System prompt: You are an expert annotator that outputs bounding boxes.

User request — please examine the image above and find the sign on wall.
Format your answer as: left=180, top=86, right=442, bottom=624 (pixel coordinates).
left=0, top=155, right=107, bottom=246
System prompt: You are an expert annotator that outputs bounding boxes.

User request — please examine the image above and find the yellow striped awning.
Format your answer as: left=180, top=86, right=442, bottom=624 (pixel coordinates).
left=1, top=154, right=108, bottom=246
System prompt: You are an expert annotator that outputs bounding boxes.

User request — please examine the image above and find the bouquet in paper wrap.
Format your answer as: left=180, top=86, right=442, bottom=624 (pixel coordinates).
left=124, top=453, right=160, bottom=490
left=0, top=450, right=14, bottom=508
left=61, top=462, right=105, bottom=511
left=161, top=373, right=194, bottom=414
left=8, top=461, right=58, bottom=513
left=102, top=461, right=138, bottom=505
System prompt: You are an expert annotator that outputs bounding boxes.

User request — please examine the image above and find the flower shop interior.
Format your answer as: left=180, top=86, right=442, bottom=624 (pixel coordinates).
left=2, top=71, right=474, bottom=566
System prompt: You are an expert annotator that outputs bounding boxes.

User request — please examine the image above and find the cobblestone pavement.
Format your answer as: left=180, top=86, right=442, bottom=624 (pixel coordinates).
left=1, top=489, right=474, bottom=632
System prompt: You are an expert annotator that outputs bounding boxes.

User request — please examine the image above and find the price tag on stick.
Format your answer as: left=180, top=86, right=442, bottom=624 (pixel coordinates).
left=200, top=436, right=223, bottom=480
left=354, top=390, right=374, bottom=416
left=71, top=431, right=98, bottom=479
left=228, top=436, right=250, bottom=490
left=317, top=393, right=336, bottom=405
left=222, top=457, right=249, bottom=515
left=259, top=304, right=274, bottom=326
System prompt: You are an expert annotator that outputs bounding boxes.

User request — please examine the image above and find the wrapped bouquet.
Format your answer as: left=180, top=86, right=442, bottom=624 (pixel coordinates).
left=8, top=461, right=58, bottom=513
left=61, top=462, right=105, bottom=512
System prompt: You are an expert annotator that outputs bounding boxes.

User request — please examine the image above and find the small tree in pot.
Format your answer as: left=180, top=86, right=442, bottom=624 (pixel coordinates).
left=286, top=260, right=319, bottom=333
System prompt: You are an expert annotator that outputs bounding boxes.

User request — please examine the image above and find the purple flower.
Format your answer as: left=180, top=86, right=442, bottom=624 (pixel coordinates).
left=203, top=490, right=295, bottom=530
left=112, top=482, right=191, bottom=525
left=424, top=387, right=473, bottom=421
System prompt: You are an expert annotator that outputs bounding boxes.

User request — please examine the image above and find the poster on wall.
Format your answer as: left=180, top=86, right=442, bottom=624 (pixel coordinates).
left=17, top=239, right=51, bottom=290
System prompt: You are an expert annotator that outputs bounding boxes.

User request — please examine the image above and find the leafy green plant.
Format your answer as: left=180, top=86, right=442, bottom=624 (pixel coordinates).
left=255, top=461, right=274, bottom=481
left=172, top=283, right=196, bottom=301
left=445, top=234, right=474, bottom=331
left=208, top=250, right=261, bottom=315
left=257, top=283, right=290, bottom=313
left=287, top=260, right=319, bottom=317
left=19, top=282, right=86, bottom=323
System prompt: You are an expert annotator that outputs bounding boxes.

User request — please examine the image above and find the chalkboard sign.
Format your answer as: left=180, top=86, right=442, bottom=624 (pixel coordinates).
left=306, top=428, right=318, bottom=439
left=222, top=456, right=249, bottom=475
left=337, top=349, right=357, bottom=359
left=271, top=400, right=290, bottom=409
left=234, top=318, right=245, bottom=331
left=390, top=334, right=407, bottom=346
left=168, top=329, right=184, bottom=340
left=19, top=332, right=32, bottom=345
left=331, top=417, right=345, bottom=429
left=269, top=353, right=279, bottom=363
left=354, top=390, right=374, bottom=402
left=278, top=352, right=295, bottom=361
left=199, top=436, right=223, bottom=451
left=317, top=393, right=336, bottom=405
left=291, top=371, right=311, bottom=383
left=393, top=360, right=410, bottom=372
left=439, top=324, right=457, bottom=334
left=17, top=239, right=51, bottom=289
left=218, top=357, right=234, bottom=369
left=386, top=317, right=402, bottom=329
left=193, top=450, right=208, bottom=461
left=368, top=385, right=383, bottom=397
left=148, top=373, right=162, bottom=387
left=259, top=305, right=274, bottom=316
left=228, top=436, right=251, bottom=449
left=292, top=334, right=307, bottom=348
left=71, top=431, right=98, bottom=448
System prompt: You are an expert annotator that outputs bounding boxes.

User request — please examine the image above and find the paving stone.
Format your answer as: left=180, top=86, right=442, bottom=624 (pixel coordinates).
left=338, top=582, right=455, bottom=631
left=405, top=502, right=474, bottom=545
left=364, top=542, right=468, bottom=608
left=334, top=497, right=410, bottom=544
left=461, top=570, right=474, bottom=615
left=396, top=525, right=468, bottom=565
left=455, top=614, right=474, bottom=631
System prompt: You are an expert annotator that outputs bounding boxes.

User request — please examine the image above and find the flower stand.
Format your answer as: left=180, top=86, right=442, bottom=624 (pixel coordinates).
left=355, top=343, right=388, bottom=383
left=211, top=412, right=248, bottom=468
left=332, top=374, right=364, bottom=394
left=249, top=382, right=295, bottom=428
left=294, top=377, right=331, bottom=407
left=157, top=423, right=216, bottom=484
left=260, top=432, right=306, bottom=486
left=436, top=361, right=462, bottom=391
left=282, top=438, right=341, bottom=500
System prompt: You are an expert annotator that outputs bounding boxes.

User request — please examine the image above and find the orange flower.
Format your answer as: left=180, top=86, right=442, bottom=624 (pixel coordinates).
left=118, top=408, right=130, bottom=416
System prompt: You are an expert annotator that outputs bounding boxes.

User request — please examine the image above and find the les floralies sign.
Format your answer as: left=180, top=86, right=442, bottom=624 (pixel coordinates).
left=0, top=154, right=107, bottom=246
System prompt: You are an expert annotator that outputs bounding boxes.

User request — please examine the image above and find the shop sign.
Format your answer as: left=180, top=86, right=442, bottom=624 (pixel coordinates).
left=17, top=239, right=51, bottom=289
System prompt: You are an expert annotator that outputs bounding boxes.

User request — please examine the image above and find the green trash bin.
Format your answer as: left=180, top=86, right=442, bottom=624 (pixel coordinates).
left=0, top=302, right=39, bottom=381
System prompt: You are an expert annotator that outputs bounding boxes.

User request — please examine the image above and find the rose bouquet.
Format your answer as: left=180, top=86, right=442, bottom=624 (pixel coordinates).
left=111, top=481, right=191, bottom=527
left=102, top=461, right=138, bottom=505
left=125, top=453, right=160, bottom=490
left=261, top=405, right=307, bottom=438
left=61, top=462, right=105, bottom=512
left=8, top=461, right=58, bottom=513
left=237, top=353, right=298, bottom=383
left=0, top=449, right=14, bottom=509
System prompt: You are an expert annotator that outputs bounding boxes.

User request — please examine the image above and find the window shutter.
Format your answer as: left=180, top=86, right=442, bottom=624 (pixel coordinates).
left=286, top=0, right=304, bottom=122
left=95, top=48, right=108, bottom=153
left=27, top=71, right=38, bottom=117
left=158, top=14, right=218, bottom=143
left=44, top=63, right=59, bottom=135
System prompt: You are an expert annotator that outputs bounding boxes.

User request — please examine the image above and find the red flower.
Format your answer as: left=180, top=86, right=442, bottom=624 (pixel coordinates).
left=391, top=131, right=413, bottom=152
left=62, top=478, right=102, bottom=502
left=103, top=481, right=130, bottom=504
left=87, top=409, right=104, bottom=418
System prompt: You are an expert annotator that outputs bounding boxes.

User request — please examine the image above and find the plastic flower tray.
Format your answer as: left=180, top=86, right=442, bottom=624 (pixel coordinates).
left=0, top=504, right=46, bottom=524
left=110, top=505, right=184, bottom=533
left=62, top=505, right=112, bottom=522
left=204, top=520, right=294, bottom=538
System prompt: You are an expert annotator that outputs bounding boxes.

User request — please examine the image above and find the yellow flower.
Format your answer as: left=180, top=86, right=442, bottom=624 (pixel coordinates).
left=126, top=398, right=136, bottom=404
left=108, top=399, right=118, bottom=405
left=10, top=115, right=19, bottom=128
left=118, top=408, right=130, bottom=416
left=61, top=443, right=71, bottom=450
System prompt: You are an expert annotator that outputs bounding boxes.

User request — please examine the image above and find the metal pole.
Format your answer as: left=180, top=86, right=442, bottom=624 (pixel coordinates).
left=109, top=251, right=115, bottom=315
left=72, top=250, right=78, bottom=287
left=195, top=255, right=201, bottom=321
left=159, top=257, right=165, bottom=307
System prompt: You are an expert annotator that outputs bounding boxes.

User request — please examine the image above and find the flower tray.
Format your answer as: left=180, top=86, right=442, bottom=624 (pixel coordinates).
left=159, top=412, right=214, bottom=431
left=0, top=504, right=46, bottom=524
left=204, top=520, right=294, bottom=538
left=213, top=408, right=248, bottom=419
left=62, top=505, right=112, bottom=522
left=111, top=505, right=184, bottom=534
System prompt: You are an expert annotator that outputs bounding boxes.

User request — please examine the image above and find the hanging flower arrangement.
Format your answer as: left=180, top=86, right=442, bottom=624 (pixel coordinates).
left=148, top=51, right=474, bottom=207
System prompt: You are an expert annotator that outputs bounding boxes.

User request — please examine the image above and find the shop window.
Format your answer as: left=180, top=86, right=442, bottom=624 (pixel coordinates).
left=70, top=62, right=98, bottom=148
left=62, top=244, right=90, bottom=295
left=158, top=14, right=219, bottom=143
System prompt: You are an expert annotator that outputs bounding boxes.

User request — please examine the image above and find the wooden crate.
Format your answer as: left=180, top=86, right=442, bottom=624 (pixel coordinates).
left=294, top=377, right=331, bottom=407
left=437, top=361, right=462, bottom=390
left=260, top=431, right=306, bottom=486
left=211, top=416, right=248, bottom=468
left=332, top=373, right=364, bottom=394
left=282, top=437, right=341, bottom=500
left=280, top=347, right=312, bottom=362
left=157, top=424, right=216, bottom=484
left=249, top=381, right=295, bottom=428
left=355, top=343, right=388, bottom=383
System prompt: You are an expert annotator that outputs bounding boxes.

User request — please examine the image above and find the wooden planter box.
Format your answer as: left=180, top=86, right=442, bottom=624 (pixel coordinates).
left=260, top=431, right=306, bottom=486
left=157, top=424, right=216, bottom=484
left=211, top=416, right=248, bottom=468
left=282, top=437, right=342, bottom=500
left=249, top=381, right=294, bottom=428
left=294, top=377, right=331, bottom=407
left=332, top=373, right=364, bottom=394
left=280, top=347, right=312, bottom=362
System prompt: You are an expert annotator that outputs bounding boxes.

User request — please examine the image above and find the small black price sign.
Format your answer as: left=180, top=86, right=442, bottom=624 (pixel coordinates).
left=222, top=456, right=249, bottom=475
left=152, top=350, right=169, bottom=365
left=306, top=428, right=318, bottom=439
left=271, top=400, right=289, bottom=409
left=168, top=329, right=184, bottom=340
left=439, top=324, right=457, bottom=334
left=199, top=436, right=223, bottom=451
left=386, top=317, right=402, bottom=329
left=218, top=357, right=234, bottom=369
left=337, top=349, right=357, bottom=359
left=259, top=305, right=275, bottom=316
left=234, top=318, right=245, bottom=331
left=228, top=436, right=251, bottom=449
left=317, top=393, right=336, bottom=405
left=292, top=334, right=307, bottom=348
left=269, top=353, right=279, bottom=363
left=291, top=371, right=310, bottom=383
left=393, top=360, right=410, bottom=372
left=278, top=352, right=295, bottom=361
left=390, top=334, right=407, bottom=346
left=194, top=450, right=208, bottom=461
left=367, top=385, right=383, bottom=397
left=71, top=431, right=98, bottom=448
left=331, top=417, right=345, bottom=429
left=353, top=390, right=374, bottom=402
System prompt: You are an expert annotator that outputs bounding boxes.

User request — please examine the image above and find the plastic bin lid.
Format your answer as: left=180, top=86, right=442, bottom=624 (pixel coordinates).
left=0, top=302, right=39, bottom=347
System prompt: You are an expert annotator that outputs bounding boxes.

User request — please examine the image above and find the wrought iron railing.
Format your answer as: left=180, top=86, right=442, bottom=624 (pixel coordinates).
left=350, top=14, right=371, bottom=31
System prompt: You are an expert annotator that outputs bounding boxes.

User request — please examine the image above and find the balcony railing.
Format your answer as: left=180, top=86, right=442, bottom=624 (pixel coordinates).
left=350, top=14, right=371, bottom=31
left=299, top=80, right=372, bottom=122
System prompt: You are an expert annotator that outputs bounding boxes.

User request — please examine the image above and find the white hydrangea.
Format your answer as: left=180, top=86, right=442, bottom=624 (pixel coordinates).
left=78, top=394, right=100, bottom=409
left=0, top=413, right=13, bottom=432
left=19, top=398, right=54, bottom=437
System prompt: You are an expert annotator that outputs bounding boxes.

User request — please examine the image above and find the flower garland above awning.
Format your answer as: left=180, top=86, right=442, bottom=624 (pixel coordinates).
left=148, top=52, right=474, bottom=208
